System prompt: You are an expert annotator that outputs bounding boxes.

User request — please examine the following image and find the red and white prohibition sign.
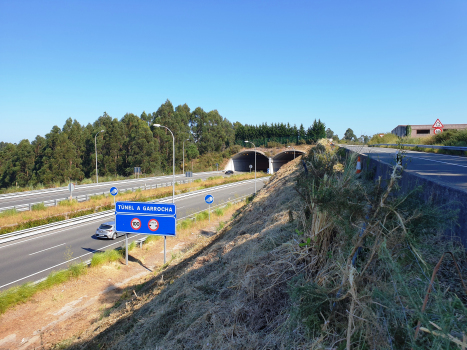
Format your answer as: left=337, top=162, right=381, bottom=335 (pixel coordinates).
left=148, top=219, right=160, bottom=232
left=130, top=218, right=142, bottom=230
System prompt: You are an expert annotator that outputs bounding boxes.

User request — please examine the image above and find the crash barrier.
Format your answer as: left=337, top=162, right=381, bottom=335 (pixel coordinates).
left=344, top=147, right=467, bottom=248
left=0, top=171, right=223, bottom=200
left=369, top=144, right=467, bottom=152
left=0, top=179, right=199, bottom=213
left=0, top=179, right=265, bottom=244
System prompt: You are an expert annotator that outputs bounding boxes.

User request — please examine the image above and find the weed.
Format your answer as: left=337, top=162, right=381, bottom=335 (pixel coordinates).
left=90, top=249, right=122, bottom=267
left=0, top=208, right=18, bottom=217
left=31, top=202, right=46, bottom=211
left=144, top=235, right=161, bottom=245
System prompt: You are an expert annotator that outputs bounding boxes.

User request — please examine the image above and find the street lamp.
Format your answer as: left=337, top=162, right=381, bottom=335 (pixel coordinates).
left=244, top=141, right=256, bottom=193
left=95, top=129, right=105, bottom=183
left=183, top=138, right=190, bottom=175
left=154, top=124, right=175, bottom=265
left=288, top=146, right=296, bottom=159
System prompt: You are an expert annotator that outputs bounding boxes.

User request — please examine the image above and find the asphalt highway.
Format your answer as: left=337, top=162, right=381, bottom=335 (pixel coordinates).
left=344, top=145, right=467, bottom=192
left=0, top=171, right=223, bottom=210
left=0, top=178, right=267, bottom=291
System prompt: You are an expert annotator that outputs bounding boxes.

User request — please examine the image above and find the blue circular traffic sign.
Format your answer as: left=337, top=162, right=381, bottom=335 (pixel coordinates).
left=110, top=187, right=118, bottom=196
left=205, top=194, right=214, bottom=204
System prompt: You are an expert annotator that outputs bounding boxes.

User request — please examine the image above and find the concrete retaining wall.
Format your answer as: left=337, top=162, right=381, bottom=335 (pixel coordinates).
left=355, top=152, right=467, bottom=247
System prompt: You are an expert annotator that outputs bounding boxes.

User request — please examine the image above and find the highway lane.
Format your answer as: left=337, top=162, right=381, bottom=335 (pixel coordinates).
left=0, top=171, right=223, bottom=210
left=0, top=178, right=267, bottom=290
left=344, top=145, right=467, bottom=192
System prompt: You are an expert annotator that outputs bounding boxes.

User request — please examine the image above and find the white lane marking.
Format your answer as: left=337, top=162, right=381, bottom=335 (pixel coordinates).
left=409, top=156, right=467, bottom=169
left=0, top=181, right=260, bottom=289
left=0, top=217, right=110, bottom=250
left=29, top=243, right=67, bottom=256
left=348, top=146, right=467, bottom=169
left=0, top=179, right=262, bottom=250
left=0, top=171, right=221, bottom=200
left=0, top=238, right=134, bottom=290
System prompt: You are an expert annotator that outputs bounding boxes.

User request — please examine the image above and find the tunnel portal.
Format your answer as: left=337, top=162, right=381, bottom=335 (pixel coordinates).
left=231, top=150, right=270, bottom=172
left=271, top=150, right=305, bottom=173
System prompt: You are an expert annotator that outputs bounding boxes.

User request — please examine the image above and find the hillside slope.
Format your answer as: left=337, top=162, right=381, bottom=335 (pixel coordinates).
left=67, top=156, right=305, bottom=349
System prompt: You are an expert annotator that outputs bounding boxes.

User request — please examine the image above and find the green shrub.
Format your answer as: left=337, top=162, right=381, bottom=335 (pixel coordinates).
left=90, top=249, right=122, bottom=267
left=58, top=199, right=78, bottom=206
left=0, top=208, right=18, bottom=217
left=195, top=211, right=209, bottom=221
left=368, top=132, right=399, bottom=145
left=31, top=202, right=46, bottom=211
left=180, top=219, right=192, bottom=229
left=214, top=208, right=224, bottom=216
left=144, top=235, right=161, bottom=244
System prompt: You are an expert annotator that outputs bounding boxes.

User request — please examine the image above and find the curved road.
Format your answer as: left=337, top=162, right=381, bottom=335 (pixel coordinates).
left=344, top=145, right=467, bottom=192
left=0, top=171, right=223, bottom=210
left=0, top=178, right=267, bottom=291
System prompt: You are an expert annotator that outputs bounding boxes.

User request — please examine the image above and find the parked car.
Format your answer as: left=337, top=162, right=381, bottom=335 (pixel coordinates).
left=225, top=170, right=234, bottom=175
left=95, top=221, right=122, bottom=240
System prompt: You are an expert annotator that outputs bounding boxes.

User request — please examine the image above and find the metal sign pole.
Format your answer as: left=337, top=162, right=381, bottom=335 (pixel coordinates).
left=125, top=233, right=128, bottom=265
left=209, top=204, right=211, bottom=222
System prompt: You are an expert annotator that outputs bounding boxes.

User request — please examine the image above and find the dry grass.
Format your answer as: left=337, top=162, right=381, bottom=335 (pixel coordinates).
left=0, top=173, right=265, bottom=230
left=0, top=200, right=246, bottom=319
left=59, top=142, right=467, bottom=350
left=63, top=157, right=304, bottom=350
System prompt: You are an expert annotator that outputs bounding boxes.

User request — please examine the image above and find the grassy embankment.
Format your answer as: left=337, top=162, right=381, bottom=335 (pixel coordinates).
left=62, top=142, right=467, bottom=349
left=368, top=130, right=467, bottom=156
left=0, top=173, right=266, bottom=235
left=0, top=199, right=246, bottom=315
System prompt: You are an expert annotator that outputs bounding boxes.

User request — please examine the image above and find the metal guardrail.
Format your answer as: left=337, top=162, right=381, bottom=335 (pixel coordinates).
left=0, top=178, right=264, bottom=244
left=0, top=179, right=197, bottom=213
left=369, top=144, right=467, bottom=152
left=0, top=171, right=222, bottom=200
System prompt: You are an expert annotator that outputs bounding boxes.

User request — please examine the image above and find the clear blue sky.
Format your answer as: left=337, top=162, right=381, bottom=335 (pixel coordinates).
left=1, top=0, right=466, bottom=143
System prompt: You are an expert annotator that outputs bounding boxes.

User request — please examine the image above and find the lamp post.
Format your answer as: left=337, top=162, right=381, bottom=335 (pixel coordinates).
left=244, top=141, right=256, bottom=193
left=288, top=146, right=296, bottom=159
left=95, top=129, right=105, bottom=183
left=154, top=124, right=175, bottom=264
left=183, top=139, right=190, bottom=175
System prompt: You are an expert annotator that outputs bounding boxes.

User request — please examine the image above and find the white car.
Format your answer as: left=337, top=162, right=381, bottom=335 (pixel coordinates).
left=95, top=221, right=122, bottom=240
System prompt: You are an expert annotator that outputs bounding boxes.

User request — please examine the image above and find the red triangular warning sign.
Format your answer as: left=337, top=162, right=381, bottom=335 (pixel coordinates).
left=432, top=119, right=443, bottom=128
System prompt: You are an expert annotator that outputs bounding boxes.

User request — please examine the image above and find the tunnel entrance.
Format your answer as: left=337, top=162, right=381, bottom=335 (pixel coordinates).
left=231, top=150, right=269, bottom=172
left=272, top=150, right=305, bottom=173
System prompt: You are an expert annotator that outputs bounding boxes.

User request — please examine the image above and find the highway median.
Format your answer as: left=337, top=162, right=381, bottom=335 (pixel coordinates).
left=0, top=173, right=266, bottom=236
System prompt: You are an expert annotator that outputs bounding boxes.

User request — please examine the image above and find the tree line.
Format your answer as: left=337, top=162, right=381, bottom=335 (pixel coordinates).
left=234, top=120, right=327, bottom=145
left=0, top=99, right=350, bottom=189
left=0, top=100, right=236, bottom=188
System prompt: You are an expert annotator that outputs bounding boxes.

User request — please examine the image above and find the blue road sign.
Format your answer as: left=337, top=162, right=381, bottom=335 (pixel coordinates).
left=205, top=194, right=214, bottom=204
left=267, top=168, right=270, bottom=174
left=115, top=201, right=176, bottom=236
left=110, top=187, right=118, bottom=196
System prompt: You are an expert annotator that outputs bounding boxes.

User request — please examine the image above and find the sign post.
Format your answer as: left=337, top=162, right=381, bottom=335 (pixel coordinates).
left=115, top=201, right=176, bottom=265
left=68, top=183, right=75, bottom=202
left=205, top=194, right=214, bottom=222
left=216, top=163, right=219, bottom=171
left=249, top=164, right=253, bottom=173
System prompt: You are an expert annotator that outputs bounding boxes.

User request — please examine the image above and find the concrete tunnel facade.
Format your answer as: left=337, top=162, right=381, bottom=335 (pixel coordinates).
left=271, top=150, right=306, bottom=173
left=224, top=149, right=306, bottom=174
